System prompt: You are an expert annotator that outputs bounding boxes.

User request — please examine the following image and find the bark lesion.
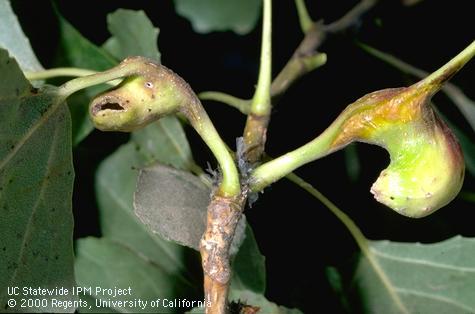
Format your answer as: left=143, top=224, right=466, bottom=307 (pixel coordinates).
left=200, top=192, right=247, bottom=314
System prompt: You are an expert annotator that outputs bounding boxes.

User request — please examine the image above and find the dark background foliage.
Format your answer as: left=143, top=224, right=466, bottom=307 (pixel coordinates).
left=11, top=1, right=475, bottom=312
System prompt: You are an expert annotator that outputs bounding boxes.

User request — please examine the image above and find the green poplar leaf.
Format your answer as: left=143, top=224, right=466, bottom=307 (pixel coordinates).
left=353, top=236, right=475, bottom=313
left=56, top=13, right=117, bottom=145
left=75, top=238, right=193, bottom=314
left=221, top=225, right=294, bottom=314
left=95, top=118, right=195, bottom=274
left=57, top=8, right=161, bottom=145
left=103, top=9, right=161, bottom=62
left=231, top=224, right=266, bottom=294
left=73, top=5, right=201, bottom=306
left=0, top=49, right=76, bottom=312
left=57, top=14, right=116, bottom=71
left=0, top=0, right=43, bottom=71
left=174, top=0, right=262, bottom=35
left=131, top=116, right=194, bottom=171
left=77, top=118, right=201, bottom=310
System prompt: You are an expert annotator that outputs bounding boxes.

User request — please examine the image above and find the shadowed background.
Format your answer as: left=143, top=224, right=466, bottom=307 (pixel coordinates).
left=12, top=1, right=475, bottom=312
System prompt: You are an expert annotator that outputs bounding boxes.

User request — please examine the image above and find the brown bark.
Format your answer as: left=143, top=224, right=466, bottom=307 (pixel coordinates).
left=243, top=114, right=270, bottom=163
left=198, top=2, right=379, bottom=312
left=200, top=193, right=247, bottom=314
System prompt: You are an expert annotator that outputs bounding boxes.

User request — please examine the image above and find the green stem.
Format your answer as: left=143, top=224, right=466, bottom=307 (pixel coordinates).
left=419, top=39, right=475, bottom=89
left=242, top=0, right=273, bottom=162
left=185, top=100, right=241, bottom=197
left=360, top=41, right=475, bottom=132
left=324, top=0, right=378, bottom=33
left=271, top=0, right=378, bottom=100
left=250, top=40, right=475, bottom=192
left=285, top=173, right=366, bottom=263
left=295, top=0, right=314, bottom=33
left=249, top=111, right=349, bottom=191
left=250, top=0, right=272, bottom=116
left=25, top=67, right=98, bottom=80
left=270, top=52, right=326, bottom=98
left=198, top=91, right=251, bottom=114
left=197, top=53, right=326, bottom=116
left=358, top=42, right=427, bottom=78
left=56, top=60, right=148, bottom=101
left=25, top=67, right=121, bottom=87
left=53, top=59, right=240, bottom=196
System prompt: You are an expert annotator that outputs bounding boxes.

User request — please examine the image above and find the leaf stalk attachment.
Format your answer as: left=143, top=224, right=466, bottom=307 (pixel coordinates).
left=61, top=56, right=240, bottom=197
left=250, top=40, right=475, bottom=217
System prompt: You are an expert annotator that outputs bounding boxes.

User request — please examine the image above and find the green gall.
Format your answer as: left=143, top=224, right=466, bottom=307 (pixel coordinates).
left=89, top=57, right=192, bottom=132
left=331, top=85, right=464, bottom=218
left=370, top=114, right=464, bottom=217
left=87, top=56, right=241, bottom=197
left=248, top=41, right=473, bottom=215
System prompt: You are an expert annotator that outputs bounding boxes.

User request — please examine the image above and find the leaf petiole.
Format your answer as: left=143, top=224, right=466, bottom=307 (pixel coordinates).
left=250, top=40, right=475, bottom=193
left=249, top=0, right=272, bottom=116
left=199, top=91, right=251, bottom=114
left=25, top=67, right=97, bottom=80
left=294, top=0, right=314, bottom=34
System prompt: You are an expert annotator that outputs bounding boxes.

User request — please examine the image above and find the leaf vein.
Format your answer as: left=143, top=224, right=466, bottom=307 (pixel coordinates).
left=0, top=93, right=60, bottom=171
left=372, top=249, right=475, bottom=273
left=2, top=114, right=60, bottom=294
left=395, top=287, right=475, bottom=312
